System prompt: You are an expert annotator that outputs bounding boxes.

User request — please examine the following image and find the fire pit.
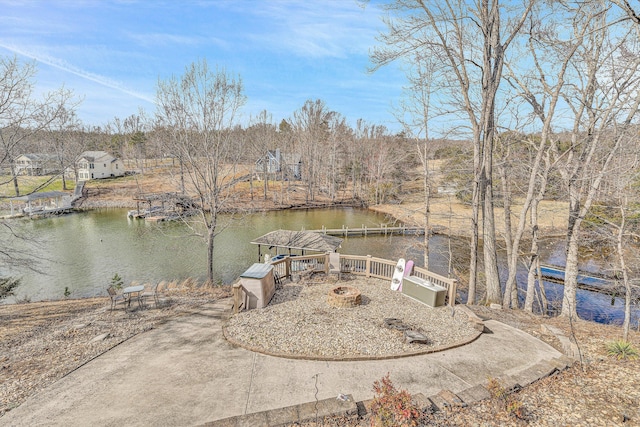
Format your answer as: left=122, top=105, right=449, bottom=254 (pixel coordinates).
left=328, top=286, right=362, bottom=308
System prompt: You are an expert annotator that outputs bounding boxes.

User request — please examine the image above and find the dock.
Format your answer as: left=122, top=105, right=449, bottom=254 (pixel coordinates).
left=539, top=264, right=624, bottom=296
left=306, top=225, right=425, bottom=237
left=128, top=192, right=199, bottom=222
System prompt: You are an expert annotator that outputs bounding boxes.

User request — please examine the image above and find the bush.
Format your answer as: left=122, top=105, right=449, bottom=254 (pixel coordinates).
left=606, top=340, right=639, bottom=360
left=111, top=273, right=124, bottom=290
left=487, top=377, right=525, bottom=419
left=369, top=373, right=421, bottom=427
left=0, top=276, right=20, bottom=301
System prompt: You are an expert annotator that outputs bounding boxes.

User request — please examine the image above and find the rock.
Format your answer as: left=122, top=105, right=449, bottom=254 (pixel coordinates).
left=489, top=303, right=502, bottom=310
left=404, top=330, right=429, bottom=344
left=383, top=318, right=409, bottom=331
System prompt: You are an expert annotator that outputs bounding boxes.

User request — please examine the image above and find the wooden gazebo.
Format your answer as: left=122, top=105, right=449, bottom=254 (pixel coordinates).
left=250, top=229, right=343, bottom=262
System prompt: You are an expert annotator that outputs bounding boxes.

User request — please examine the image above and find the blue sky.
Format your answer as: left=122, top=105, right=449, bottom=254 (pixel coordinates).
left=0, top=0, right=405, bottom=131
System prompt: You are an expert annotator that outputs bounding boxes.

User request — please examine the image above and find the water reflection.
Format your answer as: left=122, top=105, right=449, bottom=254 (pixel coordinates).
left=2, top=207, right=638, bottom=326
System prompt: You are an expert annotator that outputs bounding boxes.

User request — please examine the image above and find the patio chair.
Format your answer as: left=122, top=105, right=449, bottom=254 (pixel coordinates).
left=329, top=252, right=342, bottom=280
left=107, top=286, right=126, bottom=311
left=140, top=283, right=160, bottom=308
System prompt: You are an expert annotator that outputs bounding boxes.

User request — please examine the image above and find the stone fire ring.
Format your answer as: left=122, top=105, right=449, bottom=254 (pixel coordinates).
left=327, top=285, right=361, bottom=308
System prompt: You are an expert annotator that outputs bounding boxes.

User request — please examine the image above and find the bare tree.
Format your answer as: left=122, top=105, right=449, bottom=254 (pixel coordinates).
left=325, top=113, right=351, bottom=203
left=498, top=2, right=588, bottom=309
left=0, top=56, right=80, bottom=281
left=372, top=0, right=534, bottom=304
left=247, top=110, right=278, bottom=201
left=550, top=3, right=640, bottom=318
left=1, top=56, right=73, bottom=196
left=155, top=59, right=246, bottom=283
left=395, top=52, right=443, bottom=268
left=41, top=86, right=83, bottom=190
left=290, top=99, right=334, bottom=203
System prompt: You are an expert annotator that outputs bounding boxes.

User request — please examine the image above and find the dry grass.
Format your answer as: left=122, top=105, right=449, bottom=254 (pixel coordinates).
left=0, top=285, right=232, bottom=417
left=373, top=198, right=569, bottom=238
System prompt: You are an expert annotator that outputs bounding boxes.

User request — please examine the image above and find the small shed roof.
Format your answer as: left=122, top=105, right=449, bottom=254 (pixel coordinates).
left=9, top=191, right=69, bottom=201
left=250, top=229, right=343, bottom=253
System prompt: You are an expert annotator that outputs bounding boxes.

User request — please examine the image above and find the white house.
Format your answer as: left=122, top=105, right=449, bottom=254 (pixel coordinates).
left=76, top=151, right=125, bottom=181
left=14, top=153, right=59, bottom=176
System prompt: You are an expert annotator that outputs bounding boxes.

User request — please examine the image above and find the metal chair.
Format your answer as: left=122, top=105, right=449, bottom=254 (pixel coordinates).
left=140, top=283, right=160, bottom=308
left=107, top=286, right=126, bottom=311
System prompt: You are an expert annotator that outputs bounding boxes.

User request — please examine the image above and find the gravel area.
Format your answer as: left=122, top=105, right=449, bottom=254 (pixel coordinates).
left=224, top=276, right=480, bottom=360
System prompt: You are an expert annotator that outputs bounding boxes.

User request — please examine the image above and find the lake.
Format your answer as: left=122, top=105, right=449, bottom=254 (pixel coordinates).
left=1, top=207, right=638, bottom=326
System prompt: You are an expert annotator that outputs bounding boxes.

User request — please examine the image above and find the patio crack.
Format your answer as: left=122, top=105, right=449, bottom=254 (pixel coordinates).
left=244, top=351, right=258, bottom=414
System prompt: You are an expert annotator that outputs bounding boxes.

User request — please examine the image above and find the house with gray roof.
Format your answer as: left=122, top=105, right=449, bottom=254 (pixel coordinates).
left=75, top=151, right=125, bottom=181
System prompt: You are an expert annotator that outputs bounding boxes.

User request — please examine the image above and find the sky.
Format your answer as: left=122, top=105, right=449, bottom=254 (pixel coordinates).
left=0, top=0, right=406, bottom=132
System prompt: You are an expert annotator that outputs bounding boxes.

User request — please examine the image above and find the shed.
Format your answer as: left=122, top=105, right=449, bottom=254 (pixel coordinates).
left=250, top=229, right=343, bottom=261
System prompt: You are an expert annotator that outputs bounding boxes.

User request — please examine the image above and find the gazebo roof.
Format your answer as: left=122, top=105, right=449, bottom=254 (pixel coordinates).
left=250, top=229, right=343, bottom=253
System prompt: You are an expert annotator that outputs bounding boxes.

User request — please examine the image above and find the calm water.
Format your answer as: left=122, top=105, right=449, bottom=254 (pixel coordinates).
left=2, top=207, right=638, bottom=326
left=2, top=207, right=430, bottom=301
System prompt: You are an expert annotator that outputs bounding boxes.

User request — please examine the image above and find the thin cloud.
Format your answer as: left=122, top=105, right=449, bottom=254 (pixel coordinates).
left=0, top=42, right=155, bottom=104
left=125, top=32, right=227, bottom=49
left=225, top=0, right=383, bottom=59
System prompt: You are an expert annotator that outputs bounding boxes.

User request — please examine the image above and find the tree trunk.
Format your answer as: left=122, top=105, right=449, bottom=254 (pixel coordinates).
left=263, top=162, right=268, bottom=201
left=483, top=178, right=501, bottom=304
left=524, top=198, right=540, bottom=312
left=562, top=195, right=582, bottom=319
left=423, top=155, right=430, bottom=269
left=467, top=179, right=479, bottom=305
left=499, top=160, right=516, bottom=308
left=206, top=225, right=215, bottom=284
left=616, top=206, right=631, bottom=340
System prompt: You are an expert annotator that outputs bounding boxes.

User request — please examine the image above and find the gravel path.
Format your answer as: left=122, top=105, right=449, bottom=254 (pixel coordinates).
left=224, top=276, right=480, bottom=360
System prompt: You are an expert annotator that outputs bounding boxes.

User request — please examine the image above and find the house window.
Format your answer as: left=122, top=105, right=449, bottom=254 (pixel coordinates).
left=89, top=163, right=94, bottom=169
left=115, top=164, right=118, bottom=169
left=103, top=163, right=106, bottom=167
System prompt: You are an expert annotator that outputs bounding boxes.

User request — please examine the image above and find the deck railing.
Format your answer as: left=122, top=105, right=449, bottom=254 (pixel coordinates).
left=266, top=253, right=457, bottom=306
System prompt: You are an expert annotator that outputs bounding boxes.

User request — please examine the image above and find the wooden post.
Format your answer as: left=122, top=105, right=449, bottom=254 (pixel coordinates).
left=233, top=283, right=242, bottom=314
left=285, top=257, right=291, bottom=279
left=449, top=279, right=457, bottom=307
left=325, top=252, right=330, bottom=275
left=366, top=255, right=372, bottom=278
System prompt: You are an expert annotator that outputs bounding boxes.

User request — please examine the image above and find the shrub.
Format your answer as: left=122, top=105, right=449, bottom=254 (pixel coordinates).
left=369, top=373, right=421, bottom=427
left=487, top=377, right=525, bottom=419
left=607, top=340, right=639, bottom=360
left=0, top=276, right=20, bottom=301
left=111, top=273, right=124, bottom=290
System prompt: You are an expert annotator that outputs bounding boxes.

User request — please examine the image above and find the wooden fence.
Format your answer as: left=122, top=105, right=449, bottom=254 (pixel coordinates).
left=234, top=253, right=457, bottom=312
